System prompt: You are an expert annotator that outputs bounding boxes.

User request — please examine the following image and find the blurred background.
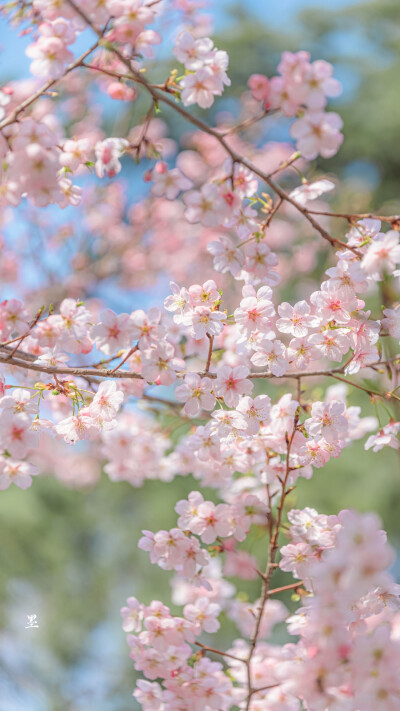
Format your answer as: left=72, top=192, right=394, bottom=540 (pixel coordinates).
left=1, top=0, right=400, bottom=708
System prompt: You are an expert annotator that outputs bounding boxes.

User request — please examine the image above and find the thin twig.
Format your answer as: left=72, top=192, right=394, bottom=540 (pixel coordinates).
left=194, top=642, right=246, bottom=663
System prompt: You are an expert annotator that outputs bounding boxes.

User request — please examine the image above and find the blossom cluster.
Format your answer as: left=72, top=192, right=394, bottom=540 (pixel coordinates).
left=122, top=508, right=400, bottom=711
left=249, top=50, right=343, bottom=159
left=174, top=31, right=231, bottom=109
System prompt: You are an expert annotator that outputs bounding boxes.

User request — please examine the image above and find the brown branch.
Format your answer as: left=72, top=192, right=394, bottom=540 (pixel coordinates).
left=0, top=36, right=103, bottom=130
left=249, top=683, right=281, bottom=696
left=194, top=642, right=246, bottom=663
left=244, top=417, right=298, bottom=709
left=108, top=344, right=138, bottom=374
left=306, top=209, right=400, bottom=226
left=1, top=347, right=399, bottom=402
left=267, top=581, right=304, bottom=596
left=205, top=334, right=214, bottom=373
left=4, top=307, right=45, bottom=358
left=62, top=0, right=362, bottom=255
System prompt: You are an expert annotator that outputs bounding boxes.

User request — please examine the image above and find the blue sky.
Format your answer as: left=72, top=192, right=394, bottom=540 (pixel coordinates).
left=0, top=0, right=359, bottom=81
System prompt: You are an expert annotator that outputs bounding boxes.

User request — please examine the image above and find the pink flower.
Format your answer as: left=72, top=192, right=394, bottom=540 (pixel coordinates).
left=0, top=413, right=38, bottom=458
left=164, top=282, right=191, bottom=323
left=190, top=306, right=226, bottom=340
left=308, top=329, right=350, bottom=361
left=290, top=110, right=343, bottom=160
left=133, top=680, right=163, bottom=711
left=184, top=183, right=228, bottom=227
left=361, top=231, right=400, bottom=279
left=244, top=242, right=280, bottom=284
left=234, top=284, right=275, bottom=335
left=26, top=19, right=75, bottom=78
left=141, top=343, right=185, bottom=385
left=88, top=381, right=124, bottom=421
left=269, top=75, right=301, bottom=117
left=12, top=118, right=57, bottom=150
left=310, top=283, right=358, bottom=324
left=175, top=373, right=215, bottom=417
left=364, top=422, right=400, bottom=452
left=288, top=507, right=335, bottom=546
left=345, top=344, right=379, bottom=374
left=236, top=395, right=271, bottom=435
left=0, top=457, right=38, bottom=490
left=287, top=336, right=319, bottom=370
left=180, top=67, right=220, bottom=109
left=151, top=167, right=193, bottom=200
left=279, top=541, right=315, bottom=577
left=0, top=388, right=38, bottom=416
left=94, top=138, right=129, bottom=178
left=299, top=438, right=332, bottom=468
left=188, top=280, right=220, bottom=308
left=207, top=236, right=244, bottom=277
left=231, top=494, right=269, bottom=541
left=55, top=413, right=99, bottom=444
left=289, top=179, right=335, bottom=206
left=59, top=138, right=91, bottom=172
left=183, top=596, right=220, bottom=633
left=191, top=500, right=231, bottom=543
left=248, top=73, right=270, bottom=103
left=290, top=60, right=341, bottom=110
left=214, top=365, right=253, bottom=408
left=276, top=300, right=317, bottom=337
left=382, top=306, right=400, bottom=339
left=346, top=218, right=382, bottom=247
left=107, top=82, right=137, bottom=102
left=173, top=31, right=213, bottom=70
left=0, top=298, right=30, bottom=338
left=175, top=491, right=205, bottom=529
left=210, top=409, right=247, bottom=438
left=91, top=309, right=133, bottom=355
left=251, top=339, right=289, bottom=376
left=305, top=400, right=348, bottom=443
left=121, top=596, right=143, bottom=633
left=130, top=308, right=162, bottom=349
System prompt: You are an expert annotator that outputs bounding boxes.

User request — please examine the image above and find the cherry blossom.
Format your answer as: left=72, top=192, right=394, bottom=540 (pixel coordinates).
left=91, top=309, right=133, bottom=355
left=236, top=395, right=271, bottom=435
left=361, top=230, right=400, bottom=279
left=290, top=110, right=344, bottom=160
left=251, top=339, right=289, bottom=376
left=26, top=19, right=75, bottom=78
left=141, top=343, right=185, bottom=386
left=175, top=373, right=215, bottom=417
left=95, top=138, right=129, bottom=179
left=207, top=236, right=244, bottom=276
left=248, top=73, right=270, bottom=104
left=382, top=306, right=400, bottom=339
left=151, top=166, right=193, bottom=200
left=0, top=413, right=38, bottom=458
left=365, top=422, right=400, bottom=452
left=214, top=365, right=253, bottom=408
left=0, top=458, right=38, bottom=490
left=289, top=178, right=335, bottom=206
left=305, top=400, right=349, bottom=443
left=276, top=300, right=317, bottom=337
